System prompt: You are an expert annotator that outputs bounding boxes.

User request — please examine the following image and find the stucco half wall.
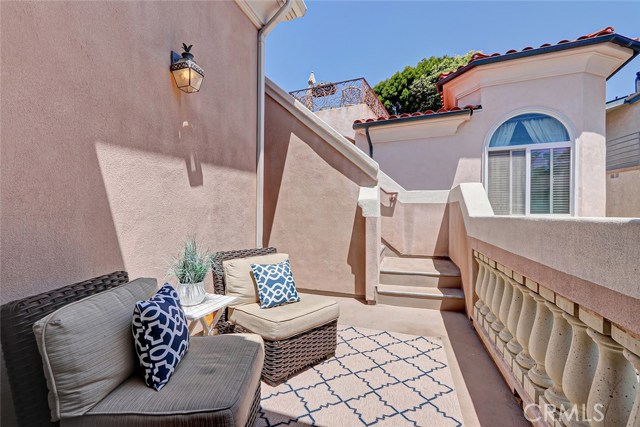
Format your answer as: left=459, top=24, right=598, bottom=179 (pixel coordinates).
left=264, top=90, right=378, bottom=297
left=0, top=0, right=259, bottom=303
left=448, top=184, right=640, bottom=336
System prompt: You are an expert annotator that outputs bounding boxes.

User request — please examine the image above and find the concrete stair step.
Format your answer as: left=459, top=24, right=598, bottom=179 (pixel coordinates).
left=380, top=257, right=462, bottom=288
left=375, top=284, right=465, bottom=311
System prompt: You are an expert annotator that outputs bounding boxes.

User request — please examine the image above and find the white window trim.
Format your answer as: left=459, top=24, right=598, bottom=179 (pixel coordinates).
left=482, top=108, right=576, bottom=216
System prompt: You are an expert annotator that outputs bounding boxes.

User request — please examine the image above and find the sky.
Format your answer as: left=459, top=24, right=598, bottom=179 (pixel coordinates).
left=266, top=1, right=640, bottom=101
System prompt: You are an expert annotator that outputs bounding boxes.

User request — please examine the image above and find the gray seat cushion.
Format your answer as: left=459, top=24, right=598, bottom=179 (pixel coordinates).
left=62, top=334, right=264, bottom=427
left=33, top=277, right=158, bottom=421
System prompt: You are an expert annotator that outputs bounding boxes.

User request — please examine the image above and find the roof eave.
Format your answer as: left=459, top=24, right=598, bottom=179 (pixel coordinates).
left=353, top=108, right=478, bottom=130
left=436, top=34, right=640, bottom=90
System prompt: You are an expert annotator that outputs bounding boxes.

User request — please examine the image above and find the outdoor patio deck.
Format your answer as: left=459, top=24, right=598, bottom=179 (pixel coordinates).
left=257, top=296, right=529, bottom=427
left=335, top=297, right=529, bottom=427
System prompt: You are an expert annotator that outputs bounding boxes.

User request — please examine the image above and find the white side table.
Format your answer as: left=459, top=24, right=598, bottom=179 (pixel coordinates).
left=183, top=293, right=237, bottom=336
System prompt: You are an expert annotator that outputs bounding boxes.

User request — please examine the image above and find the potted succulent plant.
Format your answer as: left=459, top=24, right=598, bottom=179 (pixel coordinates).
left=169, top=239, right=210, bottom=306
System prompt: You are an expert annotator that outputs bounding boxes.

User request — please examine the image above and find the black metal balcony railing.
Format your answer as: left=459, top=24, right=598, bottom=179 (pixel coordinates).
left=289, top=78, right=389, bottom=118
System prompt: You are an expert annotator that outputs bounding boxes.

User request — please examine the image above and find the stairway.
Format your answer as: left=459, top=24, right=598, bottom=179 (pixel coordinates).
left=375, top=248, right=465, bottom=311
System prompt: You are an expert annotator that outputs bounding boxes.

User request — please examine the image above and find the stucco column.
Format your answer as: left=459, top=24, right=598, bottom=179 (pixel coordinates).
left=505, top=282, right=524, bottom=357
left=515, top=286, right=537, bottom=374
left=561, top=315, right=598, bottom=427
left=586, top=329, right=636, bottom=427
left=623, top=349, right=640, bottom=427
left=496, top=273, right=513, bottom=345
left=574, top=73, right=607, bottom=217
left=542, top=302, right=572, bottom=412
left=364, top=215, right=380, bottom=303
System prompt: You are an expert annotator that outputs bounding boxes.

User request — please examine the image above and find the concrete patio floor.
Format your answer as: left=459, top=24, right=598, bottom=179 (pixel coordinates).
left=334, top=296, right=530, bottom=427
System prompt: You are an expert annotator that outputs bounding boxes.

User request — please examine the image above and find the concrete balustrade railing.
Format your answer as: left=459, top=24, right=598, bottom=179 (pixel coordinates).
left=472, top=250, right=640, bottom=427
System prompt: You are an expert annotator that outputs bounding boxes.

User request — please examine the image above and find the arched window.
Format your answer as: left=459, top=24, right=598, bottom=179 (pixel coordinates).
left=486, top=113, right=572, bottom=215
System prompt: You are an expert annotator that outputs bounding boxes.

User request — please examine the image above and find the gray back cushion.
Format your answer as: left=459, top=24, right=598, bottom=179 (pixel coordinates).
left=33, top=278, right=157, bottom=421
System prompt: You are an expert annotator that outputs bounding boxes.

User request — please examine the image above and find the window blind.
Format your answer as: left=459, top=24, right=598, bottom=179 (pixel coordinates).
left=511, top=150, right=526, bottom=215
left=530, top=149, right=551, bottom=214
left=488, top=151, right=510, bottom=215
left=552, top=148, right=571, bottom=214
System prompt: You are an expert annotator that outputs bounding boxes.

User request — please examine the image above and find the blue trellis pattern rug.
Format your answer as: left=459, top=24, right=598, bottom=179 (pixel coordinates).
left=257, top=326, right=463, bottom=426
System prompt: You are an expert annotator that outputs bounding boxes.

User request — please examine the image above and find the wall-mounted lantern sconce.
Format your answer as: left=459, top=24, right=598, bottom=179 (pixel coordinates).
left=170, top=43, right=205, bottom=93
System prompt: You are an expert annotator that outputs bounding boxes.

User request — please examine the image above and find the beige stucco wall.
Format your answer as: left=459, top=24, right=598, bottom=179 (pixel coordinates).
left=1, top=3, right=258, bottom=423
left=358, top=46, right=630, bottom=216
left=264, top=93, right=377, bottom=297
left=1, top=1, right=258, bottom=301
left=606, top=101, right=640, bottom=217
left=376, top=172, right=450, bottom=257
left=381, top=201, right=449, bottom=256
left=316, top=104, right=377, bottom=142
left=607, top=168, right=640, bottom=216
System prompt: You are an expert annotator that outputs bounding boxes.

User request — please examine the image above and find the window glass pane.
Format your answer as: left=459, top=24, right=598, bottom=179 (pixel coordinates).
left=511, top=150, right=526, bottom=214
left=490, top=113, right=569, bottom=147
left=552, top=148, right=571, bottom=214
left=531, top=149, right=551, bottom=214
left=488, top=151, right=510, bottom=215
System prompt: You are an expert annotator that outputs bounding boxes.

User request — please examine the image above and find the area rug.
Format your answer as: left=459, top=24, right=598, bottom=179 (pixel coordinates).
left=257, top=325, right=463, bottom=426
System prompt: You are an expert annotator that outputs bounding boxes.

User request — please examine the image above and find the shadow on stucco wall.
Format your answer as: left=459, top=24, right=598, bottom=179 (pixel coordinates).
left=380, top=199, right=450, bottom=258
left=264, top=94, right=375, bottom=296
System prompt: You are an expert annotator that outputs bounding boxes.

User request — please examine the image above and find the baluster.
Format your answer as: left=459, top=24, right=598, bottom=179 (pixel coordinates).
left=473, top=260, right=488, bottom=320
left=525, top=293, right=554, bottom=402
left=485, top=270, right=502, bottom=324
left=488, top=273, right=505, bottom=342
left=493, top=273, right=512, bottom=354
left=623, top=349, right=640, bottom=427
left=480, top=268, right=496, bottom=330
left=586, top=329, right=636, bottom=427
left=505, top=281, right=524, bottom=364
left=541, top=303, right=572, bottom=419
left=561, top=315, right=598, bottom=427
left=514, top=285, right=537, bottom=384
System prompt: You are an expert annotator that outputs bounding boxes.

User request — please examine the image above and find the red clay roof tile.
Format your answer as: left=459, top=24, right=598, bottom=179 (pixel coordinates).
left=353, top=105, right=480, bottom=125
left=437, top=27, right=617, bottom=83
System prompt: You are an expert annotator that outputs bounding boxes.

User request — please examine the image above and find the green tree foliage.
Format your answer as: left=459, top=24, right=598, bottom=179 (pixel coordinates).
left=373, top=52, right=475, bottom=115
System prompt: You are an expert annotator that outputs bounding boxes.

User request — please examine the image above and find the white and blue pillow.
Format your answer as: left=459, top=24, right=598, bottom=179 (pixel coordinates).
left=251, top=259, right=301, bottom=309
left=132, top=284, right=189, bottom=391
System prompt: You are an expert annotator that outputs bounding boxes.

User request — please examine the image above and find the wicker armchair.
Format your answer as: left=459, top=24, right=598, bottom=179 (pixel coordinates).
left=211, top=247, right=338, bottom=385
left=1, top=271, right=130, bottom=427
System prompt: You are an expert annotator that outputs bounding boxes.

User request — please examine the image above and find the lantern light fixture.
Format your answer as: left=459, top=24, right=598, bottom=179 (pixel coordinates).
left=170, top=43, right=205, bottom=93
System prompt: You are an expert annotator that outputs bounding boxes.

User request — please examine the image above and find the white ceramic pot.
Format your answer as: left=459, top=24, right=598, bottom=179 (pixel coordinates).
left=177, top=281, right=206, bottom=306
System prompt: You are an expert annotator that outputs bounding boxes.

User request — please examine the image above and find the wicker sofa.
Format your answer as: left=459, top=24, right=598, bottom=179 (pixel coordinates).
left=1, top=272, right=263, bottom=427
left=211, top=247, right=339, bottom=385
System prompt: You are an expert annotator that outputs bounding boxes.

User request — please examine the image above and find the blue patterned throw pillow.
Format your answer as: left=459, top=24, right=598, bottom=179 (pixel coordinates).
left=251, top=259, right=301, bottom=309
left=132, top=284, right=189, bottom=391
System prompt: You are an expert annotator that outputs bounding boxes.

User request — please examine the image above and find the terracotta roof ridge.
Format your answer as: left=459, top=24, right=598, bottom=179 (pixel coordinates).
left=437, top=26, right=619, bottom=82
